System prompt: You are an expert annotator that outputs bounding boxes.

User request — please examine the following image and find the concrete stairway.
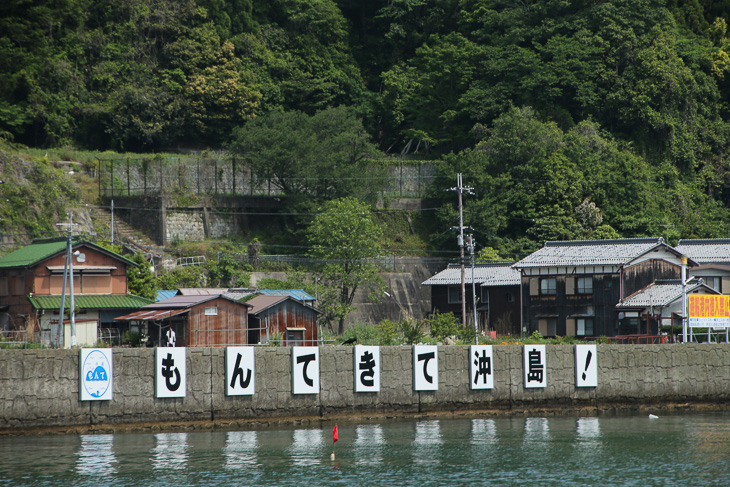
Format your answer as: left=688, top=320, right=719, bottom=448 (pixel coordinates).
left=88, top=206, right=173, bottom=268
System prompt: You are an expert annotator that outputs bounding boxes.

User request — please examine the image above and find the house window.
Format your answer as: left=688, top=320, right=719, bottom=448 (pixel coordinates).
left=577, top=318, right=594, bottom=336
left=538, top=318, right=557, bottom=336
left=481, top=287, right=489, bottom=303
left=505, top=292, right=515, bottom=303
left=700, top=277, right=722, bottom=293
left=576, top=277, right=593, bottom=295
left=448, top=286, right=462, bottom=304
left=540, top=278, right=556, bottom=295
left=204, top=307, right=218, bottom=316
left=286, top=328, right=304, bottom=346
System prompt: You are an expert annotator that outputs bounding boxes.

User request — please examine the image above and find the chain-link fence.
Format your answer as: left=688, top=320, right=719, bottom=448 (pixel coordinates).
left=98, top=157, right=438, bottom=199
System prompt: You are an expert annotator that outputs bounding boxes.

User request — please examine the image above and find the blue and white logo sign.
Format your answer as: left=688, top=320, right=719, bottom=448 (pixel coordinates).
left=80, top=348, right=113, bottom=401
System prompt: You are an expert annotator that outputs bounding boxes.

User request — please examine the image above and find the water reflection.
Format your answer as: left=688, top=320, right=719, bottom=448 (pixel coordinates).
left=288, top=428, right=322, bottom=466
left=470, top=418, right=497, bottom=446
left=152, top=432, right=188, bottom=471
left=76, top=434, right=116, bottom=476
left=224, top=431, right=258, bottom=470
left=354, top=424, right=385, bottom=465
left=575, top=417, right=601, bottom=453
left=523, top=417, right=550, bottom=450
left=413, top=420, right=442, bottom=466
left=1, top=413, right=730, bottom=486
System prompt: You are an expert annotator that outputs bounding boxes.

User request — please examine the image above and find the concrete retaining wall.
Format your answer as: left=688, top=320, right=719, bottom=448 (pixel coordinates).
left=1, top=345, right=729, bottom=432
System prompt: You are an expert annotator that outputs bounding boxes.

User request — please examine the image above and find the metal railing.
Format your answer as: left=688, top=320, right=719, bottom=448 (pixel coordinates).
left=0, top=329, right=28, bottom=348
left=598, top=334, right=669, bottom=344
left=98, top=328, right=121, bottom=346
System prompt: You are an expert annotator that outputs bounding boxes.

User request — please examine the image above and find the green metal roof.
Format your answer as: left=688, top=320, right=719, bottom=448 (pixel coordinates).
left=29, top=294, right=154, bottom=310
left=0, top=238, right=136, bottom=269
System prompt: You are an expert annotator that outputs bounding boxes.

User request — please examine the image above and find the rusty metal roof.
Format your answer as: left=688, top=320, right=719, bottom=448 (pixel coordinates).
left=246, top=294, right=320, bottom=315
left=114, top=308, right=189, bottom=321
left=145, top=294, right=222, bottom=308
left=177, top=288, right=228, bottom=296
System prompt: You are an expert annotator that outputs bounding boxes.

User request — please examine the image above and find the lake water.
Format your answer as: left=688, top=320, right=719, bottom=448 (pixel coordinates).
left=1, top=412, right=729, bottom=486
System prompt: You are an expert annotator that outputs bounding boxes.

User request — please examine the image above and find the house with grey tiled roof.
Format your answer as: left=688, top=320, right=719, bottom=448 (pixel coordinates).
left=421, top=262, right=521, bottom=335
left=616, top=279, right=719, bottom=339
left=675, top=239, right=730, bottom=294
left=513, top=238, right=694, bottom=337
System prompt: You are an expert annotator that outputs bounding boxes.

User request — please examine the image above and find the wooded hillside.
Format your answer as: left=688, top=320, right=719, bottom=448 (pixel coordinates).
left=2, top=0, right=730, bottom=256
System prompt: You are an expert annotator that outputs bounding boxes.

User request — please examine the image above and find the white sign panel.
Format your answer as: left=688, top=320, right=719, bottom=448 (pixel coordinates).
left=79, top=348, right=113, bottom=401
left=354, top=345, right=380, bottom=392
left=575, top=344, right=598, bottom=387
left=413, top=345, right=438, bottom=391
left=226, top=347, right=255, bottom=396
left=469, top=345, right=494, bottom=390
left=292, top=346, right=319, bottom=394
left=523, top=344, right=546, bottom=388
left=156, top=347, right=186, bottom=398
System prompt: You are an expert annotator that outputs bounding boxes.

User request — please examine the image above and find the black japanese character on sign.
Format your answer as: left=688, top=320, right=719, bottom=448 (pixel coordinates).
left=358, top=351, right=376, bottom=387
left=230, top=352, right=252, bottom=389
left=473, top=349, right=492, bottom=385
left=161, top=352, right=181, bottom=391
left=527, top=349, right=544, bottom=383
left=417, top=351, right=435, bottom=384
left=297, top=353, right=316, bottom=387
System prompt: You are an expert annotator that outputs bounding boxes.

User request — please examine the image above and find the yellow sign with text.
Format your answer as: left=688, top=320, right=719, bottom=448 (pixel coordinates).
left=688, top=294, right=730, bottom=328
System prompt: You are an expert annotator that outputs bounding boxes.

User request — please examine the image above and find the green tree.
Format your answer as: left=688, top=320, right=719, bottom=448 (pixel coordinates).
left=230, top=106, right=386, bottom=213
left=426, top=310, right=459, bottom=341
left=205, top=254, right=251, bottom=288
left=307, top=197, right=385, bottom=334
left=127, top=253, right=157, bottom=300
left=155, top=265, right=208, bottom=290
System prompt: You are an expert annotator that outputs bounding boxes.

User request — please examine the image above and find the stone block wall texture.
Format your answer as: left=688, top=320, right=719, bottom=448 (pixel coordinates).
left=1, top=345, right=729, bottom=431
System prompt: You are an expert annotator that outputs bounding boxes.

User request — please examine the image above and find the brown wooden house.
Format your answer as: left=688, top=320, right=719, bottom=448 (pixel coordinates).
left=245, top=295, right=320, bottom=346
left=115, top=294, right=251, bottom=347
left=0, top=237, right=152, bottom=347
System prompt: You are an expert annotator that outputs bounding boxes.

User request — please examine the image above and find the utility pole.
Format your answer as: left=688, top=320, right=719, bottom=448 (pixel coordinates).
left=467, top=234, right=478, bottom=343
left=111, top=199, right=115, bottom=245
left=448, top=174, right=474, bottom=327
left=56, top=212, right=78, bottom=348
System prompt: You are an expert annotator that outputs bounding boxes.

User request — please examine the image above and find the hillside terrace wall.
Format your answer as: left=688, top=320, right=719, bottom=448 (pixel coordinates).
left=1, top=345, right=729, bottom=433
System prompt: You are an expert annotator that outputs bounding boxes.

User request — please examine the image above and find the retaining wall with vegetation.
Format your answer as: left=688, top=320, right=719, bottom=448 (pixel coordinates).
left=1, top=344, right=729, bottom=433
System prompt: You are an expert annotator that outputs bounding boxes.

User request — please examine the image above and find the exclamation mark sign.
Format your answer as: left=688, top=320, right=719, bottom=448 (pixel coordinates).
left=582, top=350, right=593, bottom=381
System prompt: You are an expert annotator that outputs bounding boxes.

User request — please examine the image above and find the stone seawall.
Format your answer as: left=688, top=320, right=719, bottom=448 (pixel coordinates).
left=1, top=345, right=729, bottom=433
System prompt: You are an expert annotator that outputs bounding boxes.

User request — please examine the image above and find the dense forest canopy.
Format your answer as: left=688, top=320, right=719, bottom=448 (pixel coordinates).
left=2, top=0, right=730, bottom=255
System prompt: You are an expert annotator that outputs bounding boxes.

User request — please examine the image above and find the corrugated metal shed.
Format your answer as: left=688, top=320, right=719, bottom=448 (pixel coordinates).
left=422, top=262, right=520, bottom=287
